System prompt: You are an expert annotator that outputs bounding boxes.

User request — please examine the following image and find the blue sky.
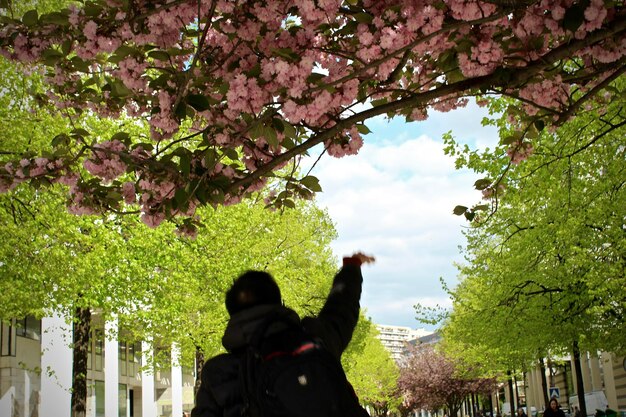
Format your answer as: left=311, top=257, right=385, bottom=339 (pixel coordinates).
left=307, top=102, right=500, bottom=330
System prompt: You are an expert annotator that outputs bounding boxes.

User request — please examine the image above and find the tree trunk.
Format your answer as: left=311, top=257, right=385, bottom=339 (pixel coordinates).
left=562, top=363, right=571, bottom=400
left=573, top=341, right=587, bottom=417
left=469, top=394, right=476, bottom=417
left=508, top=371, right=516, bottom=416
left=539, top=358, right=549, bottom=408
left=71, top=306, right=91, bottom=417
left=194, top=345, right=205, bottom=398
left=514, top=374, right=521, bottom=410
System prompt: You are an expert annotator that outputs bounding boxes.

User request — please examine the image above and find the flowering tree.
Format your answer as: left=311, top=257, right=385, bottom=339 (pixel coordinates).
left=398, top=344, right=498, bottom=417
left=0, top=0, right=624, bottom=232
left=343, top=322, right=401, bottom=416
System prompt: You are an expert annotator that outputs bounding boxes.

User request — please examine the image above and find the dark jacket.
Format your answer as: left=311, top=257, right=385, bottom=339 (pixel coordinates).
left=544, top=407, right=566, bottom=417
left=191, top=264, right=364, bottom=417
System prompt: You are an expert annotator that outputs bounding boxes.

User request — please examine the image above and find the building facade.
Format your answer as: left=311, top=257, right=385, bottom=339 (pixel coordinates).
left=376, top=324, right=432, bottom=361
left=501, top=352, right=626, bottom=416
left=0, top=314, right=196, bottom=417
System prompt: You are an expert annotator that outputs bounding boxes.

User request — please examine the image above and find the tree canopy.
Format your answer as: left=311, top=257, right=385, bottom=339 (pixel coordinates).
left=0, top=33, right=341, bottom=366
left=440, top=74, right=626, bottom=378
left=0, top=0, right=623, bottom=233
left=399, top=343, right=497, bottom=417
left=343, top=320, right=401, bottom=417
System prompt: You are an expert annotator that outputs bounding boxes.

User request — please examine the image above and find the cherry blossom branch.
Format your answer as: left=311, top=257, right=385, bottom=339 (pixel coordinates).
left=230, top=15, right=626, bottom=192
left=557, top=63, right=626, bottom=124
left=128, top=0, right=194, bottom=25
left=308, top=11, right=510, bottom=94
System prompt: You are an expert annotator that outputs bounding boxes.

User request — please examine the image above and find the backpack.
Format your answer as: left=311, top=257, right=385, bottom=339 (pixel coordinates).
left=239, top=314, right=369, bottom=417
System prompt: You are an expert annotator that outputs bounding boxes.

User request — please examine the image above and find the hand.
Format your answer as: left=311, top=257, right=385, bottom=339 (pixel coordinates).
left=348, top=252, right=375, bottom=265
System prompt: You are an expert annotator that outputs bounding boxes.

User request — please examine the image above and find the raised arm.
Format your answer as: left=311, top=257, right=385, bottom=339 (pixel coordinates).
left=303, top=252, right=375, bottom=359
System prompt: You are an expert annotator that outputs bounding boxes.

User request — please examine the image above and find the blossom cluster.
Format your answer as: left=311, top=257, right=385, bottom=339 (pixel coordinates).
left=0, top=0, right=623, bottom=230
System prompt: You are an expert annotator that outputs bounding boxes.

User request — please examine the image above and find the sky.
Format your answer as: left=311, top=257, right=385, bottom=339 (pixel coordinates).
left=306, top=102, right=500, bottom=331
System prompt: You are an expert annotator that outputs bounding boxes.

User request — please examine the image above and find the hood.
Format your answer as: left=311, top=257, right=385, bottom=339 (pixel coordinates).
left=221, top=304, right=300, bottom=351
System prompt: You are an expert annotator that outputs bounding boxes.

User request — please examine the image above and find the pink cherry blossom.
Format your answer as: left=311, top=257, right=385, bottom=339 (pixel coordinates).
left=0, top=0, right=622, bottom=229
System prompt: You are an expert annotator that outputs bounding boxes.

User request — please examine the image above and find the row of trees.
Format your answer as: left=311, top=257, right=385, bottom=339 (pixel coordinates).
left=1, top=0, right=624, bottom=415
left=0, top=19, right=390, bottom=414
left=0, top=6, right=496, bottom=413
left=428, top=74, right=626, bottom=417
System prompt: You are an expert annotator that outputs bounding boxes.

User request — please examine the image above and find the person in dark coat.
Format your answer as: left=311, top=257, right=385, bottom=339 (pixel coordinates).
left=191, top=252, right=375, bottom=417
left=544, top=398, right=567, bottom=417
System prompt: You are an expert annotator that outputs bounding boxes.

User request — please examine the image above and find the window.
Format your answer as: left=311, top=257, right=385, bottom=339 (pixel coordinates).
left=133, top=342, right=141, bottom=365
left=95, top=380, right=105, bottom=417
left=95, top=329, right=104, bottom=371
left=1, top=320, right=16, bottom=357
left=87, top=330, right=93, bottom=370
left=118, top=384, right=127, bottom=417
left=128, top=342, right=135, bottom=376
left=127, top=341, right=142, bottom=377
left=119, top=341, right=127, bottom=377
left=15, top=315, right=41, bottom=340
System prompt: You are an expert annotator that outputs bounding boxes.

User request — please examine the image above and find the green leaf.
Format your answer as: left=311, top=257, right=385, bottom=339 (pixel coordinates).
left=61, top=39, right=72, bottom=56
left=282, top=136, right=295, bottom=150
left=106, top=191, right=122, bottom=202
left=534, top=119, right=545, bottom=132
left=70, top=57, right=91, bottom=72
left=115, top=45, right=138, bottom=58
left=40, top=11, right=70, bottom=26
left=300, top=176, right=322, bottom=192
left=51, top=133, right=71, bottom=147
left=111, top=132, right=130, bottom=142
left=473, top=178, right=492, bottom=190
left=22, top=10, right=38, bottom=27
left=353, top=13, right=374, bottom=24
left=174, top=188, right=188, bottom=207
left=306, top=72, right=326, bottom=84
left=563, top=3, right=586, bottom=32
left=264, top=126, right=279, bottom=149
left=186, top=94, right=211, bottom=112
left=280, top=119, right=296, bottom=138
left=356, top=124, right=371, bottom=135
left=179, top=153, right=191, bottom=176
left=222, top=148, right=239, bottom=161
left=83, top=3, right=103, bottom=17
left=71, top=128, right=90, bottom=137
left=271, top=118, right=285, bottom=133
left=453, top=205, right=468, bottom=216
left=193, top=181, right=209, bottom=204
left=148, top=50, right=170, bottom=62
left=203, top=149, right=218, bottom=168
left=501, top=133, right=521, bottom=145
left=41, top=49, right=64, bottom=65
left=272, top=48, right=299, bottom=61
left=283, top=199, right=296, bottom=209
left=109, top=80, right=132, bottom=98
left=371, top=98, right=388, bottom=107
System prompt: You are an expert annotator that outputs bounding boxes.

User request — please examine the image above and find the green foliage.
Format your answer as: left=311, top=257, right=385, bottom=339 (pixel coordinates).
left=441, top=76, right=626, bottom=374
left=343, top=319, right=401, bottom=415
left=0, top=51, right=340, bottom=370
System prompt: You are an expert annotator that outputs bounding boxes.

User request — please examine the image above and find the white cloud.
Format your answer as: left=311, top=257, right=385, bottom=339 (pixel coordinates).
left=306, top=104, right=499, bottom=329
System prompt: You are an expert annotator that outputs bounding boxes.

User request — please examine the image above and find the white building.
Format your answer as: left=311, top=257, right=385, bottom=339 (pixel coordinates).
left=376, top=324, right=432, bottom=361
left=0, top=314, right=196, bottom=417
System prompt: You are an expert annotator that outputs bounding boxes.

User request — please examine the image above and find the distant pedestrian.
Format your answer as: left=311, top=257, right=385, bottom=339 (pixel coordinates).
left=518, top=408, right=528, bottom=417
left=545, top=398, right=566, bottom=417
